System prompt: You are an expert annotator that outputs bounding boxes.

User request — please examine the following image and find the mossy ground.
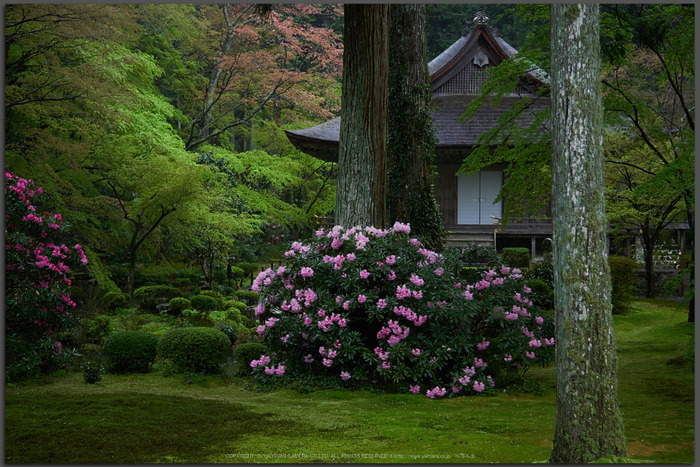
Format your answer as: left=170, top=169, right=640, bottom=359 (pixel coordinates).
left=5, top=299, right=694, bottom=463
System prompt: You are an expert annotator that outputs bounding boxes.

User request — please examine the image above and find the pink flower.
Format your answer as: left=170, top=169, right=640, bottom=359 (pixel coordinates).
left=357, top=294, right=367, bottom=304
left=340, top=371, right=351, bottom=381
left=504, top=354, right=513, bottom=362
left=409, top=272, right=425, bottom=287
left=300, top=267, right=314, bottom=278
left=385, top=255, right=396, bottom=265
left=322, top=358, right=333, bottom=367
left=434, top=268, right=444, bottom=276
left=346, top=253, right=356, bottom=261
left=359, top=269, right=370, bottom=279
left=544, top=337, right=555, bottom=346
left=535, top=316, right=544, bottom=325
left=377, top=298, right=387, bottom=309
left=526, top=351, right=536, bottom=359
left=529, top=338, right=542, bottom=351
left=387, top=270, right=396, bottom=281
left=523, top=285, right=532, bottom=294
left=459, top=375, right=470, bottom=386
left=474, top=358, right=486, bottom=368
left=391, top=222, right=411, bottom=234
left=412, top=348, right=421, bottom=356
left=275, top=365, right=285, bottom=375
left=477, top=340, right=490, bottom=351
left=473, top=381, right=485, bottom=393
left=303, top=354, right=314, bottom=363
left=396, top=285, right=411, bottom=300
left=426, top=386, right=446, bottom=399
left=500, top=266, right=511, bottom=275
left=409, top=384, right=421, bottom=394
left=256, top=325, right=266, bottom=336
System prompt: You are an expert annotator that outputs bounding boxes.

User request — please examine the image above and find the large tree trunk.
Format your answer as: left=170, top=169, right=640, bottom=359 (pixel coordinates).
left=549, top=4, right=627, bottom=463
left=336, top=4, right=389, bottom=228
left=386, top=4, right=445, bottom=251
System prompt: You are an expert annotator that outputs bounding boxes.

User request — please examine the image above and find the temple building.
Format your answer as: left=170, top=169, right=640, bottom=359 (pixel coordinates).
left=285, top=14, right=552, bottom=256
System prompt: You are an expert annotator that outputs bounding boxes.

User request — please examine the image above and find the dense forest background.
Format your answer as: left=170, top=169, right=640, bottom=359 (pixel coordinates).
left=5, top=4, right=693, bottom=300
left=5, top=4, right=536, bottom=294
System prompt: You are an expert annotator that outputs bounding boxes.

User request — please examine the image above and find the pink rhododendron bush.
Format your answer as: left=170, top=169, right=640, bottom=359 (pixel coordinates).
left=252, top=223, right=554, bottom=397
left=5, top=171, right=87, bottom=381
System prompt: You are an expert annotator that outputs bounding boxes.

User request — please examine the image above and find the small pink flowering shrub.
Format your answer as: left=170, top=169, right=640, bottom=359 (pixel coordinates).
left=5, top=171, right=87, bottom=381
left=252, top=223, right=553, bottom=397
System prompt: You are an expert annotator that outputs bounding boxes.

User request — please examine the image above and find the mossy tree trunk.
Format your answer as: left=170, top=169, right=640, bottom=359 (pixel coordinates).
left=386, top=4, right=445, bottom=251
left=336, top=4, right=388, bottom=228
left=549, top=4, right=627, bottom=463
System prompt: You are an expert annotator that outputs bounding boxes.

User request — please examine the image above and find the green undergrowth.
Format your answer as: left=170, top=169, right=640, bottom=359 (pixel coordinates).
left=5, top=299, right=694, bottom=463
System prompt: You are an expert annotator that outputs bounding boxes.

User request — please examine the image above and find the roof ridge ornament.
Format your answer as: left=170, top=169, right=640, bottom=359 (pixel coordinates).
left=462, top=10, right=500, bottom=37
left=473, top=11, right=489, bottom=25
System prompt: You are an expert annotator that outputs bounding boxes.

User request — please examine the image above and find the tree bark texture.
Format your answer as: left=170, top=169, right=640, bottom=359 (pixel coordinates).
left=336, top=4, right=388, bottom=228
left=549, top=4, right=627, bottom=463
left=387, top=4, right=445, bottom=251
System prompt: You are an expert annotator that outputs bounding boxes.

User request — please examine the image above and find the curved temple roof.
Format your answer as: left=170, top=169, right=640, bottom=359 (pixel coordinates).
left=285, top=23, right=549, bottom=163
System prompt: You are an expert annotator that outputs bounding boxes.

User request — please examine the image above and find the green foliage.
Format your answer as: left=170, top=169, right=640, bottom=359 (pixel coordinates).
left=452, top=243, right=501, bottom=267
left=236, top=290, right=261, bottom=304
left=133, top=285, right=184, bottom=312
left=235, top=262, right=259, bottom=277
left=524, top=279, right=554, bottom=311
left=501, top=248, right=531, bottom=268
left=157, top=327, right=230, bottom=373
left=608, top=256, right=640, bottom=314
left=102, top=291, right=129, bottom=312
left=198, top=290, right=224, bottom=309
left=103, top=331, right=158, bottom=373
left=215, top=321, right=249, bottom=345
left=232, top=342, right=268, bottom=375
left=190, top=294, right=219, bottom=312
left=168, top=297, right=192, bottom=315
left=81, top=315, right=112, bottom=345
left=82, top=361, right=104, bottom=384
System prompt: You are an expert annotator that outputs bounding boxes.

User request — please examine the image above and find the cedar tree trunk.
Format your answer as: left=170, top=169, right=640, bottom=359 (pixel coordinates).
left=336, top=4, right=389, bottom=228
left=387, top=4, right=445, bottom=251
left=549, top=4, right=627, bottom=463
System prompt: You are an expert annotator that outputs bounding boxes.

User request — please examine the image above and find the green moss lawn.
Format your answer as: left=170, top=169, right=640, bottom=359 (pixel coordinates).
left=5, top=299, right=694, bottom=463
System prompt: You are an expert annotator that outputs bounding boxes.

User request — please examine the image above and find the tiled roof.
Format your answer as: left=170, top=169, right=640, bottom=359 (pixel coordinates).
left=285, top=25, right=550, bottom=162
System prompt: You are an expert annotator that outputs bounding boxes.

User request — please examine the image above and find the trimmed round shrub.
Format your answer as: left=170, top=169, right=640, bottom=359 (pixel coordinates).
left=609, top=256, right=640, bottom=314
left=199, top=289, right=224, bottom=309
left=233, top=342, right=268, bottom=374
left=501, top=247, right=531, bottom=268
left=103, top=331, right=158, bottom=373
left=133, top=285, right=184, bottom=312
left=190, top=294, right=219, bottom=312
left=235, top=262, right=260, bottom=277
left=168, top=297, right=192, bottom=315
left=158, top=327, right=230, bottom=373
left=102, top=291, right=129, bottom=312
left=226, top=307, right=243, bottom=324
left=236, top=290, right=261, bottom=304
left=229, top=266, right=245, bottom=281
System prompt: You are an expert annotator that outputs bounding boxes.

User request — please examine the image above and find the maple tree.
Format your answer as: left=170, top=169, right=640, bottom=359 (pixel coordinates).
left=182, top=4, right=343, bottom=151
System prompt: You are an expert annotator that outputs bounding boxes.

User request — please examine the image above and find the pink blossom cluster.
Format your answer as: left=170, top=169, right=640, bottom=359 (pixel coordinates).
left=377, top=320, right=410, bottom=346
left=426, top=386, right=446, bottom=399
left=393, top=305, right=427, bottom=326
